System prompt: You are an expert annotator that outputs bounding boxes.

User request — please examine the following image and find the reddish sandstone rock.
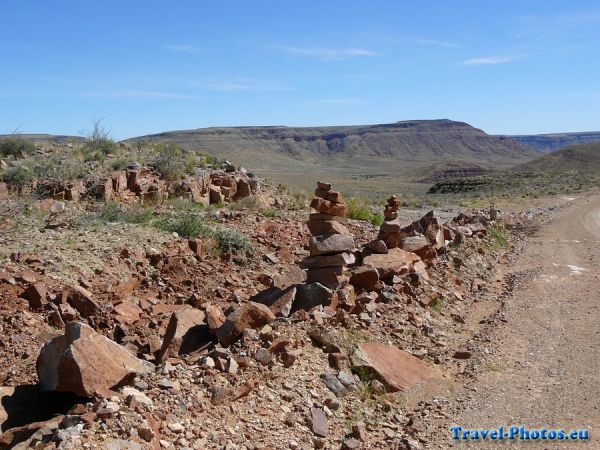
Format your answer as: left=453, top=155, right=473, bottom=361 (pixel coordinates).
left=216, top=302, right=275, bottom=346
left=363, top=248, right=421, bottom=279
left=306, top=219, right=349, bottom=236
left=205, top=305, right=226, bottom=333
left=349, top=266, right=379, bottom=291
left=23, top=282, right=46, bottom=310
left=299, top=253, right=355, bottom=270
left=310, top=198, right=348, bottom=217
left=61, top=285, right=100, bottom=318
left=36, top=322, right=154, bottom=397
left=351, top=343, right=439, bottom=392
left=306, top=266, right=345, bottom=289
left=113, top=302, right=142, bottom=325
left=157, top=306, right=207, bottom=362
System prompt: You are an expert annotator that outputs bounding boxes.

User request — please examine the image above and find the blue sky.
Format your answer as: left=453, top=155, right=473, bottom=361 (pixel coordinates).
left=1, top=1, right=599, bottom=139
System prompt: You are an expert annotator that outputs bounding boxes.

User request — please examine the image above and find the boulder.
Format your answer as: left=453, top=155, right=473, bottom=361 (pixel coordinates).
left=306, top=219, right=350, bottom=236
left=113, top=302, right=142, bottom=325
left=216, top=302, right=275, bottom=346
left=157, top=306, right=207, bottom=362
left=61, top=285, right=100, bottom=318
left=36, top=322, right=154, bottom=397
left=363, top=248, right=422, bottom=279
left=299, top=252, right=355, bottom=269
left=350, top=343, right=439, bottom=392
left=349, top=267, right=379, bottom=291
left=293, top=283, right=337, bottom=312
left=309, top=234, right=355, bottom=257
left=23, top=282, right=46, bottom=310
left=310, top=198, right=347, bottom=217
left=306, top=267, right=344, bottom=289
left=206, top=305, right=226, bottom=333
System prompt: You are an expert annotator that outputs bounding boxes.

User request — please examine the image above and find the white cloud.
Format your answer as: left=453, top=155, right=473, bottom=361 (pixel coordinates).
left=457, top=55, right=525, bottom=65
left=270, top=45, right=378, bottom=61
left=163, top=45, right=203, bottom=53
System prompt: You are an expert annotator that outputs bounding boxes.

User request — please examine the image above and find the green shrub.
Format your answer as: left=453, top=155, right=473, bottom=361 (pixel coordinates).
left=151, top=143, right=195, bottom=181
left=1, top=165, right=35, bottom=188
left=487, top=224, right=509, bottom=251
left=82, top=120, right=117, bottom=157
left=262, top=209, right=279, bottom=218
left=347, top=198, right=382, bottom=226
left=0, top=136, right=36, bottom=158
left=213, top=228, right=253, bottom=256
left=99, top=202, right=154, bottom=224
left=229, top=196, right=258, bottom=210
left=32, top=156, right=87, bottom=183
left=154, top=212, right=211, bottom=239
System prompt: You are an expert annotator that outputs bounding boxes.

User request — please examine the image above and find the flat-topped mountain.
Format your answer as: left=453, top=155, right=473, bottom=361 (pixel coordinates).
left=130, top=120, right=540, bottom=195
left=505, top=131, right=600, bottom=153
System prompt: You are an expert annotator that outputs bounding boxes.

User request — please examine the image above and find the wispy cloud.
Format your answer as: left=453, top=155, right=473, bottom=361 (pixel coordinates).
left=309, top=98, right=358, bottom=105
left=83, top=89, right=201, bottom=99
left=163, top=45, right=203, bottom=54
left=457, top=55, right=525, bottom=65
left=270, top=45, right=378, bottom=61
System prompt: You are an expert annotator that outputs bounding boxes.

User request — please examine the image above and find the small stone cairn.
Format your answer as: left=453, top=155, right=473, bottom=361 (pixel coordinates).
left=298, top=182, right=355, bottom=289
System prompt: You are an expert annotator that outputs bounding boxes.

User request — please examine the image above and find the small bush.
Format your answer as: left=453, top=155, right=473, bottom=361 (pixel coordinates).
left=347, top=198, right=382, bottom=226
left=487, top=224, right=509, bottom=251
left=261, top=209, right=279, bottom=218
left=229, top=196, right=258, bottom=210
left=151, top=143, right=195, bottom=181
left=81, top=119, right=117, bottom=158
left=99, top=202, right=154, bottom=224
left=1, top=165, right=35, bottom=188
left=32, top=156, right=87, bottom=183
left=154, top=212, right=211, bottom=239
left=0, top=136, right=36, bottom=158
left=213, top=228, right=253, bottom=256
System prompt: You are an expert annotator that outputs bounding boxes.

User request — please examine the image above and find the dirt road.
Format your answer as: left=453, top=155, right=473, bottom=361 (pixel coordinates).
left=440, top=195, right=600, bottom=448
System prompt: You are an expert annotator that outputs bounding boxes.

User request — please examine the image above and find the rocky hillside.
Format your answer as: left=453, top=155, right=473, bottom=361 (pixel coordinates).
left=129, top=120, right=540, bottom=195
left=505, top=131, right=600, bottom=153
left=512, top=142, right=600, bottom=172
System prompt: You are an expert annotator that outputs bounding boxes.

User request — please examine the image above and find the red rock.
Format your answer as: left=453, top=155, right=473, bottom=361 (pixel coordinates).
left=233, top=178, right=251, bottom=200
left=310, top=198, right=347, bottom=217
left=216, top=302, right=275, bottom=346
left=316, top=181, right=331, bottom=191
left=157, top=306, right=207, bottom=362
left=350, top=343, right=439, bottom=392
left=113, top=302, right=142, bottom=325
left=61, top=285, right=100, bottom=318
left=36, top=322, right=154, bottom=397
left=349, top=267, right=379, bottom=291
left=363, top=248, right=422, bottom=279
left=23, top=282, right=46, bottom=309
left=205, top=305, right=226, bottom=333
left=269, top=287, right=296, bottom=317
left=209, top=186, right=223, bottom=204
left=273, top=266, right=306, bottom=289
left=306, top=267, right=344, bottom=289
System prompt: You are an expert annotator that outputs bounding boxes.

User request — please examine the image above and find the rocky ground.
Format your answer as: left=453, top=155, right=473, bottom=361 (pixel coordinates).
left=0, top=156, right=570, bottom=449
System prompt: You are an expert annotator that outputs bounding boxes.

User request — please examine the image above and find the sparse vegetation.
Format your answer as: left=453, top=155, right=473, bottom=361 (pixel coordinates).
left=81, top=119, right=117, bottom=159
left=487, top=224, right=509, bottom=251
left=212, top=228, right=253, bottom=256
left=347, top=197, right=384, bottom=226
left=0, top=136, right=36, bottom=158
left=151, top=143, right=196, bottom=181
left=1, top=165, right=35, bottom=189
left=154, top=211, right=212, bottom=239
left=98, top=202, right=154, bottom=224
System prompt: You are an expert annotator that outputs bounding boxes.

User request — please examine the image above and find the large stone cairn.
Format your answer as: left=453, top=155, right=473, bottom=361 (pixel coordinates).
left=299, top=182, right=355, bottom=289
left=377, top=195, right=401, bottom=249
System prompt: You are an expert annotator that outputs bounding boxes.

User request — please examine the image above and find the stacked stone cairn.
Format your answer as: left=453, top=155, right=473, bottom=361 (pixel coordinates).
left=376, top=195, right=402, bottom=250
left=299, top=182, right=356, bottom=289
